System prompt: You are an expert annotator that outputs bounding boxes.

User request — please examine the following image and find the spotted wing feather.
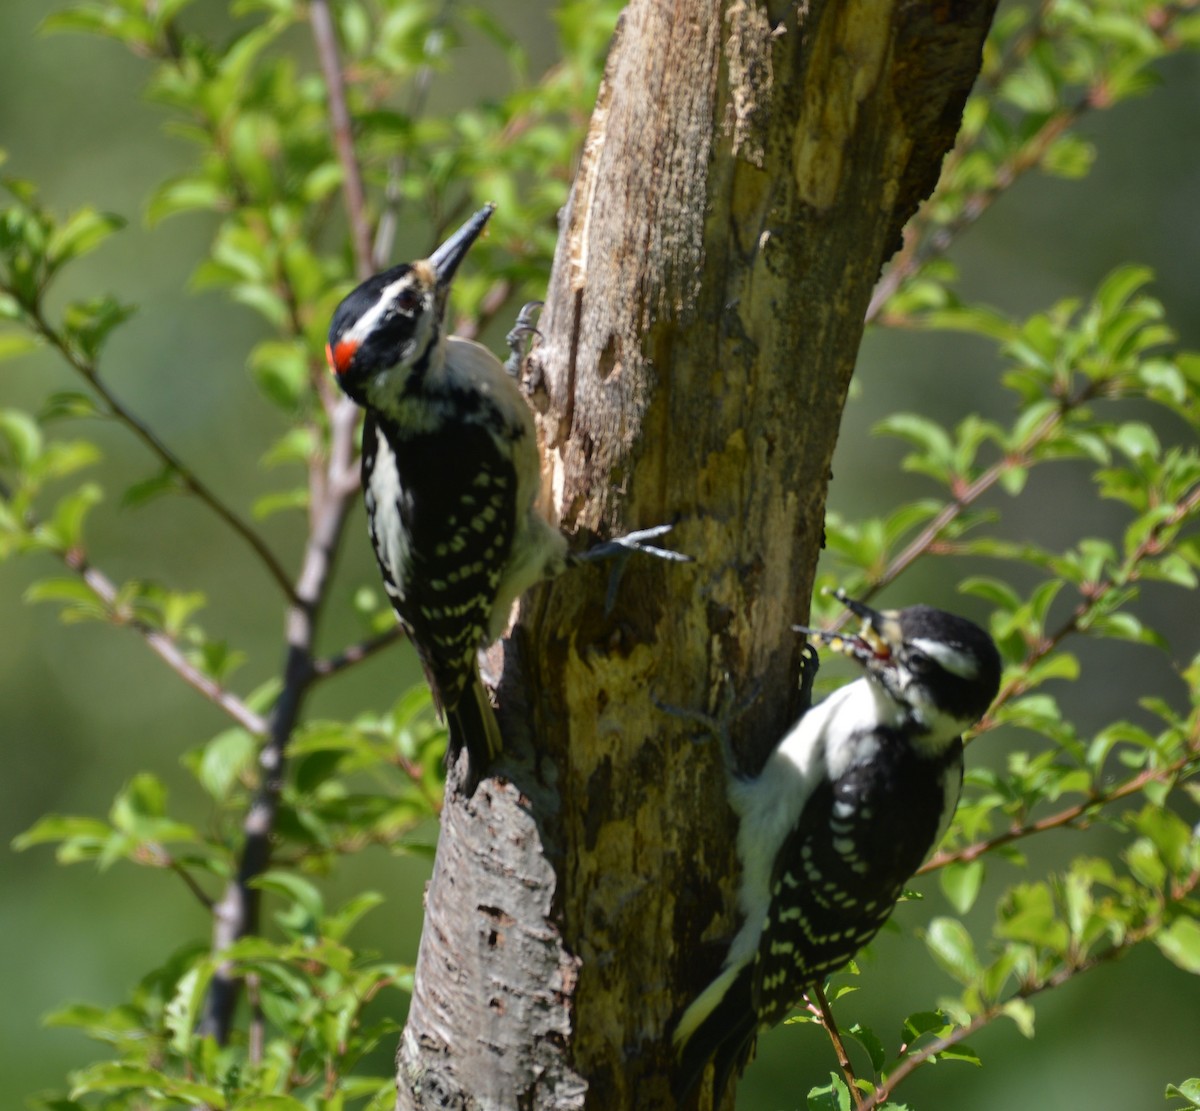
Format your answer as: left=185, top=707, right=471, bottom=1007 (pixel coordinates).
left=751, top=729, right=964, bottom=1025
left=363, top=407, right=521, bottom=771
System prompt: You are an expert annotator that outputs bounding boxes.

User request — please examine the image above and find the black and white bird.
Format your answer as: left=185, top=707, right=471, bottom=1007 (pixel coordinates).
left=327, top=206, right=682, bottom=791
left=672, top=590, right=1001, bottom=1099
left=326, top=206, right=566, bottom=788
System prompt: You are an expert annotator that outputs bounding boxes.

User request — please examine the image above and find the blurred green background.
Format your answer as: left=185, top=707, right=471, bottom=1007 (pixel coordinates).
left=1, top=1, right=1198, bottom=1108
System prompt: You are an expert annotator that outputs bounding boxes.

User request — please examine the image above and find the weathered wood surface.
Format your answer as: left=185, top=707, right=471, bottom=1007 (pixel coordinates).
left=397, top=2, right=995, bottom=1108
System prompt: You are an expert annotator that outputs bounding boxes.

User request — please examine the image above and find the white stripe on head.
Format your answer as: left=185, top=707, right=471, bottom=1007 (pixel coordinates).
left=910, top=637, right=978, bottom=679
left=347, top=276, right=411, bottom=346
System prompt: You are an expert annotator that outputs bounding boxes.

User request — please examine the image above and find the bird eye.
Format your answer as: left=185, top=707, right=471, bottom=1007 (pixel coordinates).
left=905, top=650, right=933, bottom=675
left=394, top=288, right=421, bottom=313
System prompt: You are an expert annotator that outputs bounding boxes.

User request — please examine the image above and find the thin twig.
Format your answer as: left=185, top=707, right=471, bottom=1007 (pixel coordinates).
left=372, top=0, right=450, bottom=267
left=16, top=299, right=298, bottom=602
left=200, top=398, right=360, bottom=1042
left=199, top=4, right=374, bottom=1044
left=809, top=983, right=864, bottom=1110
left=859, top=873, right=1198, bottom=1111
left=56, top=546, right=269, bottom=736
left=924, top=717, right=1200, bottom=873
left=310, top=0, right=373, bottom=281
left=169, top=860, right=216, bottom=911
left=309, top=626, right=405, bottom=680
left=867, top=104, right=1085, bottom=325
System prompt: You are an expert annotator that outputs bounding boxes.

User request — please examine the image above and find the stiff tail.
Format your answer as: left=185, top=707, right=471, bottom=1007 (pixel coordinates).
left=445, top=672, right=504, bottom=794
left=672, top=960, right=757, bottom=1103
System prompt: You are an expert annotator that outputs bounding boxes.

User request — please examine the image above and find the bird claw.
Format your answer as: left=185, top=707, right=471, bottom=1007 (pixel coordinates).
left=653, top=678, right=764, bottom=778
left=572, top=523, right=692, bottom=613
left=796, top=640, right=820, bottom=714
left=578, top=523, right=692, bottom=563
left=505, top=300, right=544, bottom=377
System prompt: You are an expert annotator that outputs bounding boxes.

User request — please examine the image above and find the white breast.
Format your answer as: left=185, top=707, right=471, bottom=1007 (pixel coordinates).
left=724, top=677, right=906, bottom=968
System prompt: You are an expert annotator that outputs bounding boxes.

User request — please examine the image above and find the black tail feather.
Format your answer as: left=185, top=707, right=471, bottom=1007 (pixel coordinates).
left=673, top=962, right=757, bottom=1104
left=445, top=673, right=503, bottom=795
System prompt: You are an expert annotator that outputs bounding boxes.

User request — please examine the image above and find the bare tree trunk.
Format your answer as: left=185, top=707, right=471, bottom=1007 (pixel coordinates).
left=396, top=2, right=995, bottom=1108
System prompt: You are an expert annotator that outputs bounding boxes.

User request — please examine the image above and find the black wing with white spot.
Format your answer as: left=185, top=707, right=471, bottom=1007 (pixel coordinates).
left=365, top=406, right=521, bottom=713
left=751, top=728, right=963, bottom=1026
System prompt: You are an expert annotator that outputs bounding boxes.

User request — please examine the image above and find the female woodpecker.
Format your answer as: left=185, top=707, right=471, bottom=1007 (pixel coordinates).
left=672, top=590, right=1001, bottom=1099
left=326, top=206, right=568, bottom=790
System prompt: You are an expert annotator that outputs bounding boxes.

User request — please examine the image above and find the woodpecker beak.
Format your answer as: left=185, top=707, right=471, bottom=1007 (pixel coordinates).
left=429, top=204, right=496, bottom=291
left=794, top=589, right=900, bottom=667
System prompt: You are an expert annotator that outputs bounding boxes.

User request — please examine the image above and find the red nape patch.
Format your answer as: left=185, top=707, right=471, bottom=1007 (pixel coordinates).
left=326, top=339, right=358, bottom=374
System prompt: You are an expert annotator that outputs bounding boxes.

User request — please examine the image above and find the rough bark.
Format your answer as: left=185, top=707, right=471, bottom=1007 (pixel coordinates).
left=396, top=1, right=995, bottom=1108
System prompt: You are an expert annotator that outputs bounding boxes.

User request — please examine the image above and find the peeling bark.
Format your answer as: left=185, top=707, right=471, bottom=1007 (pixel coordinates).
left=396, top=2, right=995, bottom=1108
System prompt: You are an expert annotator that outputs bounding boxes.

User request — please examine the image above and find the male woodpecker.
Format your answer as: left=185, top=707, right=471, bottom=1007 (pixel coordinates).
left=326, top=206, right=568, bottom=789
left=673, top=590, right=1001, bottom=1099
left=327, top=206, right=683, bottom=791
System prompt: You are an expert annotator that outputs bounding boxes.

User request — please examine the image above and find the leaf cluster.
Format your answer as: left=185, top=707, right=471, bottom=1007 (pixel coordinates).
left=2, top=1, right=1198, bottom=1110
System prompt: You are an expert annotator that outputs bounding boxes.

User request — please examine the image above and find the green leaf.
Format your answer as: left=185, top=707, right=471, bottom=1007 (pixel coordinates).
left=189, top=728, right=256, bottom=800
left=959, top=576, right=1021, bottom=613
left=248, top=339, right=310, bottom=411
left=146, top=176, right=227, bottom=226
left=1165, top=1079, right=1200, bottom=1108
left=164, top=963, right=211, bottom=1055
left=46, top=206, right=124, bottom=269
left=230, top=1097, right=309, bottom=1111
left=323, top=891, right=385, bottom=943
left=997, top=883, right=1069, bottom=952
left=62, top=296, right=136, bottom=359
left=69, top=1062, right=224, bottom=1105
left=122, top=465, right=184, bottom=508
left=45, top=482, right=103, bottom=548
left=0, top=408, right=43, bottom=468
left=253, top=870, right=325, bottom=923
left=847, top=1022, right=886, bottom=1074
left=253, top=488, right=308, bottom=519
left=901, top=1010, right=950, bottom=1044
left=1156, top=918, right=1200, bottom=975
left=940, top=860, right=985, bottom=915
left=936, top=1042, right=982, bottom=1067
left=12, top=814, right=112, bottom=852
left=1095, top=265, right=1154, bottom=321
left=1001, top=998, right=1036, bottom=1038
left=807, top=1073, right=852, bottom=1111
left=1043, top=132, right=1095, bottom=179
left=39, top=391, right=103, bottom=422
left=925, top=918, right=979, bottom=983
left=24, top=577, right=103, bottom=610
left=1112, top=421, right=1160, bottom=462
left=0, top=330, right=41, bottom=361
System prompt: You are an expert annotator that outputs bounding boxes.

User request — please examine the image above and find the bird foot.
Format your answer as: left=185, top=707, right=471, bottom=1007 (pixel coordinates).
left=653, top=677, right=764, bottom=779
left=571, top=523, right=692, bottom=612
left=505, top=300, right=543, bottom=377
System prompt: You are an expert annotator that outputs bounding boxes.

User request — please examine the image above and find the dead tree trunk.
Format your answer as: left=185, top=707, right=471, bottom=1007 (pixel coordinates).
left=396, top=2, right=995, bottom=1108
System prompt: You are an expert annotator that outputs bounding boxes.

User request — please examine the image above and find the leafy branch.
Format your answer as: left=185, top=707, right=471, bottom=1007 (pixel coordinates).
left=199, top=2, right=373, bottom=1039
left=867, top=0, right=1196, bottom=324
left=0, top=206, right=297, bottom=599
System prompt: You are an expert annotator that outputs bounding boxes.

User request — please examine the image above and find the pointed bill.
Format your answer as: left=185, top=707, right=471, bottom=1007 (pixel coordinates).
left=429, top=204, right=495, bottom=290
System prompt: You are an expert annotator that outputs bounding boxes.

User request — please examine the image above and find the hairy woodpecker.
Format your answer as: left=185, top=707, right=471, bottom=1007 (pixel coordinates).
left=327, top=206, right=685, bottom=791
left=326, top=206, right=568, bottom=789
left=672, top=590, right=1001, bottom=1099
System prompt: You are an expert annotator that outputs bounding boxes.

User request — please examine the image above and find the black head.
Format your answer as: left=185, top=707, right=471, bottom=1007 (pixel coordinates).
left=325, top=205, right=494, bottom=405
left=803, top=589, right=1002, bottom=739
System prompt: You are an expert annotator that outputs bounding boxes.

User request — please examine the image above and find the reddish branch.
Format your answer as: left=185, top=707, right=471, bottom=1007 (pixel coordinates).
left=200, top=2, right=373, bottom=1045
left=858, top=865, right=1200, bottom=1110
left=17, top=300, right=297, bottom=601
left=56, top=545, right=269, bottom=736
left=0, top=472, right=268, bottom=736
left=310, top=0, right=373, bottom=282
